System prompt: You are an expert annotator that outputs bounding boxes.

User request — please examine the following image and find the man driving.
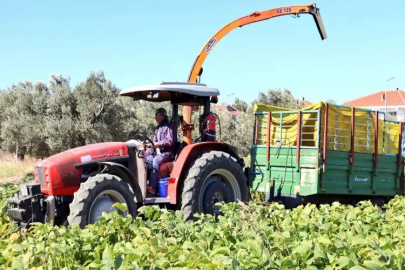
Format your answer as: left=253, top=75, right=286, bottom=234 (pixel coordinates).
left=145, top=108, right=176, bottom=195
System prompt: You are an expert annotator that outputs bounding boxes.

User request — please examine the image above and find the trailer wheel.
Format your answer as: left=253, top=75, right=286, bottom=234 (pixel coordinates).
left=67, top=174, right=138, bottom=228
left=181, top=151, right=249, bottom=221
left=370, top=197, right=385, bottom=207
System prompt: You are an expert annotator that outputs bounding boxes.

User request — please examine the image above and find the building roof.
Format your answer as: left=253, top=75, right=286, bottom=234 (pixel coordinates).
left=215, top=103, right=242, bottom=116
left=342, top=89, right=405, bottom=107
left=215, top=103, right=227, bottom=110
left=301, top=97, right=312, bottom=106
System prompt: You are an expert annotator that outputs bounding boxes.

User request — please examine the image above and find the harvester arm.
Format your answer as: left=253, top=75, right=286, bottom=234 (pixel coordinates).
left=182, top=3, right=327, bottom=144
left=187, top=3, right=326, bottom=84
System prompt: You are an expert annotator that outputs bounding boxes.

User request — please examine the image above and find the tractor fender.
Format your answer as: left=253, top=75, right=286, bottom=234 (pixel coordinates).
left=97, top=161, right=143, bottom=203
left=167, top=141, right=243, bottom=204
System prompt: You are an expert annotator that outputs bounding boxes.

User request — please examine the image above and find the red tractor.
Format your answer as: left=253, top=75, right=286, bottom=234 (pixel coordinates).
left=7, top=82, right=250, bottom=229
left=7, top=3, right=326, bottom=229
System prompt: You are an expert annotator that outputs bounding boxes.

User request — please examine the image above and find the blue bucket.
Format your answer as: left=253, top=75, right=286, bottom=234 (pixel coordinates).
left=158, top=177, right=170, bottom=197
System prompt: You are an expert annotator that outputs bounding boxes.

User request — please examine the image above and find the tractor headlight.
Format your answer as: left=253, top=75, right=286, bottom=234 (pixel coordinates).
left=20, top=185, right=28, bottom=197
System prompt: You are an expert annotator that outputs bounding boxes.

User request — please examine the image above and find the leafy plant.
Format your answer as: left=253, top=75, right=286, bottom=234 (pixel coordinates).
left=1, top=183, right=405, bottom=269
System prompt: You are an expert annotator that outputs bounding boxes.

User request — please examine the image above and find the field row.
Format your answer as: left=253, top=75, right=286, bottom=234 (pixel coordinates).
left=1, top=183, right=405, bottom=269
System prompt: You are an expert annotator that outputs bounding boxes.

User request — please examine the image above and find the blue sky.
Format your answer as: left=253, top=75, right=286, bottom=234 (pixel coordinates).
left=0, top=0, right=404, bottom=105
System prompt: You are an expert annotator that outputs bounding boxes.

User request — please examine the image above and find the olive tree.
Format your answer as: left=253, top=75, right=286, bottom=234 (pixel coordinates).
left=74, top=71, right=125, bottom=144
left=45, top=74, right=79, bottom=155
left=254, top=88, right=305, bottom=109
left=0, top=81, right=50, bottom=159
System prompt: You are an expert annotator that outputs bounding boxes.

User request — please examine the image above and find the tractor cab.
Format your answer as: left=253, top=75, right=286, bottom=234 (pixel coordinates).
left=120, top=82, right=222, bottom=200
left=120, top=81, right=220, bottom=143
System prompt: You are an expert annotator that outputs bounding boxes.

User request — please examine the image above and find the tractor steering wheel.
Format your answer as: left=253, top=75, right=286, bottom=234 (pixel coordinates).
left=143, top=137, right=154, bottom=147
left=139, top=137, right=156, bottom=159
left=134, top=134, right=155, bottom=158
left=134, top=133, right=155, bottom=148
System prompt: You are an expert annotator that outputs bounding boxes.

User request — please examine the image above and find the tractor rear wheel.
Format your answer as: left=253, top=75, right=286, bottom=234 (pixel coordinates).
left=181, top=151, right=249, bottom=221
left=67, top=174, right=138, bottom=228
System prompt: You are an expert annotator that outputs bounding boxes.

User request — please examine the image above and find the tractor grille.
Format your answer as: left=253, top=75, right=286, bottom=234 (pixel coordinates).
left=36, top=166, right=46, bottom=188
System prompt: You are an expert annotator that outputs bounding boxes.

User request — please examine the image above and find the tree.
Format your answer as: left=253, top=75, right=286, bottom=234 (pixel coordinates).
left=0, top=88, right=19, bottom=156
left=233, top=98, right=249, bottom=113
left=45, top=74, right=79, bottom=155
left=0, top=89, right=16, bottom=148
left=73, top=71, right=123, bottom=144
left=133, top=101, right=173, bottom=139
left=0, top=81, right=50, bottom=159
left=1, top=70, right=303, bottom=164
left=385, top=113, right=397, bottom=121
left=253, top=88, right=305, bottom=109
left=204, top=104, right=254, bottom=158
left=103, top=95, right=140, bottom=142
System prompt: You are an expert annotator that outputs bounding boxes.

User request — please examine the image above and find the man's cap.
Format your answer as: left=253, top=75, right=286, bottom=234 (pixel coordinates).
left=155, top=108, right=167, bottom=116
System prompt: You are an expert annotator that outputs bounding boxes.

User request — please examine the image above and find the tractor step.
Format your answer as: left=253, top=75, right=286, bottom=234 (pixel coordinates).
left=144, top=196, right=170, bottom=204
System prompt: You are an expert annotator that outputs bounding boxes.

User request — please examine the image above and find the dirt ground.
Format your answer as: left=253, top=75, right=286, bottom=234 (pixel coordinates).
left=0, top=150, right=37, bottom=186
left=0, top=176, right=23, bottom=185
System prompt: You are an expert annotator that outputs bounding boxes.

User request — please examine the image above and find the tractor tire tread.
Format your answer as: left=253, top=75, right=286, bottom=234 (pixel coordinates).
left=67, top=174, right=138, bottom=228
left=181, top=151, right=248, bottom=221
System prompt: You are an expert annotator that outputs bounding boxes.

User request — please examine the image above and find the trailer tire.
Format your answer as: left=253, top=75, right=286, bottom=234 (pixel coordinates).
left=67, top=174, right=138, bottom=228
left=370, top=197, right=385, bottom=208
left=181, top=151, right=249, bottom=221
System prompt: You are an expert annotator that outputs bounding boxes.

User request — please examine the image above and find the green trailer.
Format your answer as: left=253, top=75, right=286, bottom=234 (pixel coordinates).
left=249, top=102, right=405, bottom=207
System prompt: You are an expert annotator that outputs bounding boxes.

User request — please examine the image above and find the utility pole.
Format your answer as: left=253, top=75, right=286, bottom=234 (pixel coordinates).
left=385, top=76, right=395, bottom=115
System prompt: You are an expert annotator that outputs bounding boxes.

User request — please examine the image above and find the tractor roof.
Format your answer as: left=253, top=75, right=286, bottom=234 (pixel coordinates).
left=120, top=82, right=220, bottom=106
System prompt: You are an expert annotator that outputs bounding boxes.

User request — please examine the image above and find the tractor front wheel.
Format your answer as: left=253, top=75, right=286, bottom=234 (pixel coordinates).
left=181, top=151, right=249, bottom=221
left=67, top=174, right=138, bottom=228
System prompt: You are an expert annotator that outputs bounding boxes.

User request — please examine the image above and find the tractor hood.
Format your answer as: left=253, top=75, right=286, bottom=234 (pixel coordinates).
left=120, top=82, right=220, bottom=106
left=34, top=142, right=129, bottom=195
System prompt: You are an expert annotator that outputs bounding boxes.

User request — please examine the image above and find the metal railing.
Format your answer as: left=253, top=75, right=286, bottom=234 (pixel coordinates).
left=254, top=104, right=404, bottom=157
left=253, top=110, right=320, bottom=149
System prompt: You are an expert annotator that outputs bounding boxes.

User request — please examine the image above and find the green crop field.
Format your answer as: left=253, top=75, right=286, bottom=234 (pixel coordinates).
left=1, top=182, right=405, bottom=269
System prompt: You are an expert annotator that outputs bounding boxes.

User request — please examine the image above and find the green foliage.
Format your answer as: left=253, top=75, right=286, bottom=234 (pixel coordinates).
left=0, top=90, right=15, bottom=147
left=0, top=71, right=143, bottom=159
left=233, top=98, right=249, bottom=113
left=45, top=74, right=79, bottom=155
left=325, top=99, right=336, bottom=104
left=210, top=106, right=254, bottom=158
left=253, top=88, right=305, bottom=109
left=0, top=183, right=19, bottom=227
left=132, top=100, right=173, bottom=139
left=1, top=183, right=405, bottom=269
left=385, top=113, right=397, bottom=121
left=0, top=81, right=50, bottom=159
left=74, top=71, right=126, bottom=144
left=0, top=69, right=308, bottom=164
